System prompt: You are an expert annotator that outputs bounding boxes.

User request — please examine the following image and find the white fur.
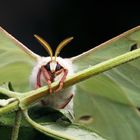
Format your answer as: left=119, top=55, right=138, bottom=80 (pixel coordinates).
left=30, top=56, right=75, bottom=115
left=30, top=56, right=51, bottom=88
left=50, top=61, right=57, bottom=72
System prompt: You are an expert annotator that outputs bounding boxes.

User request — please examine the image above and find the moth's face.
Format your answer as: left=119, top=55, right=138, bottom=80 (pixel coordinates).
left=45, top=60, right=63, bottom=73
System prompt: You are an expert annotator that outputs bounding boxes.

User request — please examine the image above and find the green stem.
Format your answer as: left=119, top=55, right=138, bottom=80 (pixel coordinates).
left=0, top=101, right=19, bottom=115
left=1, top=48, right=140, bottom=112
left=22, top=110, right=76, bottom=140
left=11, top=110, right=22, bottom=140
left=0, top=87, right=21, bottom=98
left=20, top=48, right=140, bottom=108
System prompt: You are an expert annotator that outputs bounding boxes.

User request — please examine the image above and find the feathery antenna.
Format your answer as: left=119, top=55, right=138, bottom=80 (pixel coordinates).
left=34, top=34, right=53, bottom=59
left=54, top=37, right=74, bottom=60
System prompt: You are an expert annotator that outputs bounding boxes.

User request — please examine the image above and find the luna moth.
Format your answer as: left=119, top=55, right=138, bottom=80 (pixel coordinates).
left=0, top=27, right=76, bottom=119
left=1, top=26, right=140, bottom=140
left=0, top=26, right=140, bottom=107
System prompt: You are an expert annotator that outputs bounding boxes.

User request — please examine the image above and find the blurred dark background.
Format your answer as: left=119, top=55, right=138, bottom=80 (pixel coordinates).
left=0, top=1, right=140, bottom=58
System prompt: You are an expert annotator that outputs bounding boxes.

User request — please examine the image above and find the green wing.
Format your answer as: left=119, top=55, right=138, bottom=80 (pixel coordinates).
left=71, top=26, right=140, bottom=106
left=71, top=26, right=140, bottom=140
left=0, top=27, right=38, bottom=92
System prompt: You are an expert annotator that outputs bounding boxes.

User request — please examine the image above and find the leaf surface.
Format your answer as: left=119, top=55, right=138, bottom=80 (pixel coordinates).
left=23, top=109, right=106, bottom=140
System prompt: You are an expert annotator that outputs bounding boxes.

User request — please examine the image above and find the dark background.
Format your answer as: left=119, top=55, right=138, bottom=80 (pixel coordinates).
left=0, top=1, right=140, bottom=58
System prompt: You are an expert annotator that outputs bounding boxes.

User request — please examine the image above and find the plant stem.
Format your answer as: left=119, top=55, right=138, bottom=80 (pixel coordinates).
left=0, top=101, right=19, bottom=115
left=20, top=48, right=140, bottom=108
left=22, top=110, right=76, bottom=140
left=1, top=48, right=140, bottom=112
left=0, top=87, right=21, bottom=98
left=11, top=110, right=22, bottom=140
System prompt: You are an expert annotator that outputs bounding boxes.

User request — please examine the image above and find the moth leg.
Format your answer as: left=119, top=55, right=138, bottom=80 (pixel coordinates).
left=35, top=68, right=42, bottom=89
left=55, top=69, right=68, bottom=93
left=59, top=94, right=73, bottom=109
left=55, top=68, right=64, bottom=75
left=41, top=66, right=52, bottom=93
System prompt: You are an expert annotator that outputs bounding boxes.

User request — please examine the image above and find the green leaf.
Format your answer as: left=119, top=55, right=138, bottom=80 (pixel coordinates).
left=0, top=125, right=52, bottom=140
left=23, top=109, right=106, bottom=140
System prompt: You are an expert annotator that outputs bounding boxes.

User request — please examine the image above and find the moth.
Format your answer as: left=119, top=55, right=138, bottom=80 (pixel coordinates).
left=0, top=27, right=75, bottom=118
left=1, top=25, right=140, bottom=140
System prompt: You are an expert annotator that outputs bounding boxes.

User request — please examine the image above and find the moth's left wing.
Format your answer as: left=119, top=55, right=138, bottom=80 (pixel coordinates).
left=0, top=27, right=39, bottom=92
left=70, top=26, right=140, bottom=140
left=71, top=26, right=140, bottom=106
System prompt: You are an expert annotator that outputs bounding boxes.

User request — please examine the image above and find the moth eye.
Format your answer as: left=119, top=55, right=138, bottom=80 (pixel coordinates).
left=56, top=63, right=62, bottom=71
left=45, top=63, right=50, bottom=71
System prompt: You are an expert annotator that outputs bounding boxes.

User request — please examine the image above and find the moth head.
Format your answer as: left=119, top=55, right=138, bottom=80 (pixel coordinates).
left=34, top=35, right=73, bottom=73
left=45, top=60, right=63, bottom=73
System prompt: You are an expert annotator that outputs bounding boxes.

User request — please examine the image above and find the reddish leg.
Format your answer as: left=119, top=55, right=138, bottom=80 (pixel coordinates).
left=55, top=68, right=64, bottom=75
left=35, top=68, right=42, bottom=89
left=59, top=94, right=73, bottom=109
left=41, top=66, right=52, bottom=93
left=55, top=69, right=68, bottom=93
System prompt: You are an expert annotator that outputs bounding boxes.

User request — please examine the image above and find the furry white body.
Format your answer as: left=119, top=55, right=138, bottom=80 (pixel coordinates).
left=30, top=56, right=75, bottom=113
